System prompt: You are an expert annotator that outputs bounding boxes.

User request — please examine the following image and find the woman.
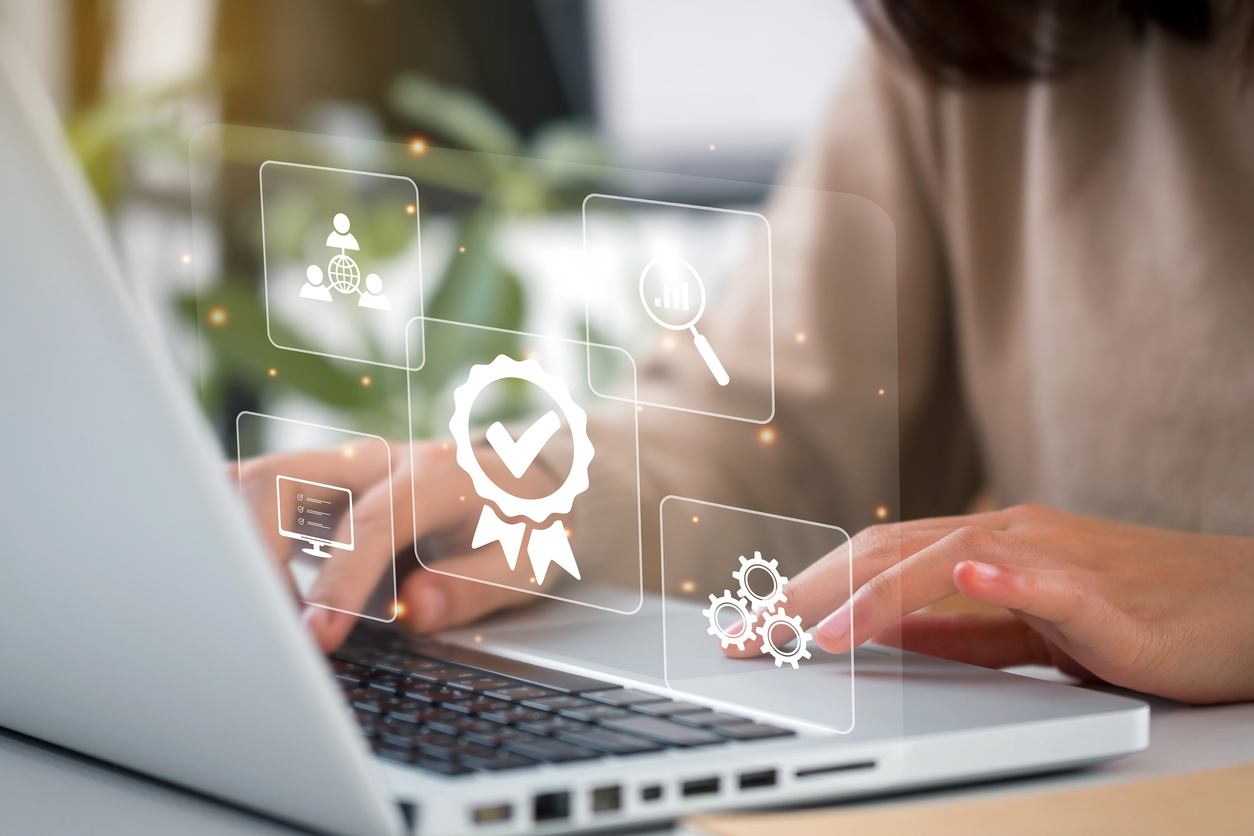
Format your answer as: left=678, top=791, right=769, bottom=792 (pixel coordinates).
left=240, top=0, right=1254, bottom=704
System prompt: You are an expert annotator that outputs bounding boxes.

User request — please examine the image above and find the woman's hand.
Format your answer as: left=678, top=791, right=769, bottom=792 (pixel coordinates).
left=726, top=504, right=1254, bottom=704
left=233, top=440, right=558, bottom=653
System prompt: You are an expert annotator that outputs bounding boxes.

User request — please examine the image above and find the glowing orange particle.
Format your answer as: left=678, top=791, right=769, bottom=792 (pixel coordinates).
left=459, top=246, right=466, bottom=253
left=692, top=516, right=699, bottom=523
left=405, top=204, right=416, bottom=215
left=680, top=580, right=697, bottom=594
left=408, top=137, right=428, bottom=155
left=181, top=253, right=192, bottom=264
left=878, top=388, right=886, bottom=396
left=473, top=635, right=483, bottom=643
left=360, top=375, right=372, bottom=387
left=393, top=601, right=407, bottom=618
left=795, top=332, right=807, bottom=343
left=758, top=428, right=776, bottom=445
left=875, top=505, right=889, bottom=520
left=267, top=367, right=277, bottom=377
left=207, top=306, right=228, bottom=327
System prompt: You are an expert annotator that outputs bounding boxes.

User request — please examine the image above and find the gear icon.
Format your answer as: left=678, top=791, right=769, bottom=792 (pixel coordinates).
left=756, top=611, right=812, bottom=669
left=731, top=551, right=789, bottom=614
left=702, top=590, right=757, bottom=651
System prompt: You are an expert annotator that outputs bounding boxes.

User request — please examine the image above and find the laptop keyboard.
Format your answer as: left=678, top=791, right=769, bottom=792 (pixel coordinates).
left=330, top=632, right=794, bottom=777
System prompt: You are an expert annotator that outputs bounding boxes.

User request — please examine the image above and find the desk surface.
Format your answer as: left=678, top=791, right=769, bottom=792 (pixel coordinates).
left=4, top=667, right=1254, bottom=835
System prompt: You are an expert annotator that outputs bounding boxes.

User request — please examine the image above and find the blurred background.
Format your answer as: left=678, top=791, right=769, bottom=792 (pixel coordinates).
left=0, top=0, right=866, bottom=442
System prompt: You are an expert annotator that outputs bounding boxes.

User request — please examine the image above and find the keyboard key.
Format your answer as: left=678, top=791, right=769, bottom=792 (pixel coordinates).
left=478, top=705, right=551, bottom=725
left=516, top=716, right=596, bottom=736
left=398, top=681, right=440, bottom=702
left=447, top=675, right=515, bottom=692
left=670, top=712, right=755, bottom=728
left=500, top=735, right=602, bottom=763
left=411, top=666, right=477, bottom=683
left=367, top=674, right=409, bottom=694
left=583, top=688, right=669, bottom=707
left=388, top=706, right=459, bottom=725
left=629, top=700, right=710, bottom=716
left=709, top=723, right=795, bottom=741
left=413, top=731, right=463, bottom=758
left=483, top=684, right=558, bottom=701
left=553, top=727, right=665, bottom=755
left=373, top=744, right=415, bottom=764
left=425, top=716, right=503, bottom=739
left=415, top=645, right=618, bottom=694
left=601, top=716, right=727, bottom=747
left=443, top=695, right=513, bottom=715
left=372, top=655, right=419, bottom=674
left=520, top=695, right=599, bottom=712
left=556, top=704, right=632, bottom=723
left=410, top=755, right=474, bottom=776
left=395, top=658, right=445, bottom=676
left=456, top=748, right=541, bottom=772
left=333, top=647, right=386, bottom=666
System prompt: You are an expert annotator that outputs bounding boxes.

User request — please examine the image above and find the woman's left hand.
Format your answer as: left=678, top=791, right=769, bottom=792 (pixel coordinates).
left=724, top=504, right=1254, bottom=704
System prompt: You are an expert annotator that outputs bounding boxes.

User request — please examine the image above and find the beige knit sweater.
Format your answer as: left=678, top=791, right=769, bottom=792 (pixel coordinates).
left=568, top=28, right=1254, bottom=595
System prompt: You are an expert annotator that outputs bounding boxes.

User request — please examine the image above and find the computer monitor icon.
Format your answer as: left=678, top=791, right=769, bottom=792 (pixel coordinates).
left=276, top=475, right=355, bottom=558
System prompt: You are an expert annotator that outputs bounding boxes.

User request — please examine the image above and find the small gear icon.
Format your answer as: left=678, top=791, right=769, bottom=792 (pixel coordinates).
left=756, top=611, right=813, bottom=669
left=703, top=590, right=757, bottom=651
left=731, top=551, right=789, bottom=614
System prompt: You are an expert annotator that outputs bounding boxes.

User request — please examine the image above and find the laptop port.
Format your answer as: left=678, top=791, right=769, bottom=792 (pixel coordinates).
left=591, top=786, right=621, bottom=812
left=472, top=804, right=512, bottom=824
left=682, top=777, right=720, bottom=797
left=738, top=769, right=777, bottom=790
left=534, top=791, right=570, bottom=822
left=795, top=760, right=876, bottom=779
left=641, top=785, right=663, bottom=801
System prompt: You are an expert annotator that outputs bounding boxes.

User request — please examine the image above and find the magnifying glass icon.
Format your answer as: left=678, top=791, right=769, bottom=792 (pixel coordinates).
left=638, top=258, right=729, bottom=386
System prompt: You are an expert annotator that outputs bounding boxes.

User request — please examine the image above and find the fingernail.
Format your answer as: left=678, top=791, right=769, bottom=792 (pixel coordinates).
left=413, top=586, right=446, bottom=633
left=969, top=561, right=1000, bottom=581
left=302, top=605, right=329, bottom=638
left=816, top=605, right=851, bottom=646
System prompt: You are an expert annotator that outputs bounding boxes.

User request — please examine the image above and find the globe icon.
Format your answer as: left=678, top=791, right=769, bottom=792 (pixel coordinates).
left=327, top=254, right=360, bottom=294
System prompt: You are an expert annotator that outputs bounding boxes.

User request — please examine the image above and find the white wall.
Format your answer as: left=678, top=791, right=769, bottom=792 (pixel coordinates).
left=590, top=0, right=865, bottom=176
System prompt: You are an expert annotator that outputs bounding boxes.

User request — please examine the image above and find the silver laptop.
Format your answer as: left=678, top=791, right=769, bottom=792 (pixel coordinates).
left=0, top=28, right=1147, bottom=836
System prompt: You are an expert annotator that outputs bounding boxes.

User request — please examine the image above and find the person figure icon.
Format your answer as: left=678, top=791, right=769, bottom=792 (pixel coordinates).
left=299, top=264, right=333, bottom=302
left=358, top=273, right=392, bottom=311
left=325, top=213, right=359, bottom=251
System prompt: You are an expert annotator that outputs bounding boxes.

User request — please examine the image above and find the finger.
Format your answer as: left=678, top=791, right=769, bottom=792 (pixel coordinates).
left=869, top=611, right=1057, bottom=669
left=400, top=546, right=565, bottom=635
left=812, top=526, right=1025, bottom=654
left=720, top=524, right=956, bottom=658
left=304, top=447, right=478, bottom=651
left=951, top=560, right=1109, bottom=657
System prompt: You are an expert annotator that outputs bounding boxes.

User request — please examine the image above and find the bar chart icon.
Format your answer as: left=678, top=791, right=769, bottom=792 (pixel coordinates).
left=655, top=281, right=690, bottom=312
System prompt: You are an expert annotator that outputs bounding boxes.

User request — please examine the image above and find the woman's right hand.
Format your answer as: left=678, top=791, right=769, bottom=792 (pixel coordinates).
left=233, top=440, right=558, bottom=653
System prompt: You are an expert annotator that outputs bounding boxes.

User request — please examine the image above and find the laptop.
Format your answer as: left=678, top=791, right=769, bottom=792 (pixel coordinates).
left=0, top=26, right=1147, bottom=836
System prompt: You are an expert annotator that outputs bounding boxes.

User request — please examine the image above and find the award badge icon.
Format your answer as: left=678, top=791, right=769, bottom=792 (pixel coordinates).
left=449, top=355, right=594, bottom=584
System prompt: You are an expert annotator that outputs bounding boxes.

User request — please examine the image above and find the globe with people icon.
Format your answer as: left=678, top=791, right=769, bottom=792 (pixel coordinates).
left=327, top=254, right=360, bottom=294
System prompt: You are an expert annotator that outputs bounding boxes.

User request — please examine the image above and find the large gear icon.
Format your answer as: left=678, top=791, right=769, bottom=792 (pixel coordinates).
left=756, top=611, right=813, bottom=669
left=702, top=590, right=757, bottom=651
left=731, top=551, right=789, bottom=614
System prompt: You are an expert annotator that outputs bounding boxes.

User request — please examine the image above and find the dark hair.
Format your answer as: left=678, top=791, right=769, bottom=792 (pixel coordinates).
left=852, top=0, right=1248, bottom=84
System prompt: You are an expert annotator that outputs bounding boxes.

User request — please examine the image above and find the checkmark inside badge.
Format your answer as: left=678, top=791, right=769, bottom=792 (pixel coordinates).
left=486, top=410, right=561, bottom=479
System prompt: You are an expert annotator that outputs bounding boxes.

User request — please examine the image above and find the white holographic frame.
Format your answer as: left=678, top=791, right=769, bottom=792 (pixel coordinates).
left=404, top=315, right=644, bottom=616
left=582, top=193, right=775, bottom=424
left=258, top=160, right=425, bottom=371
left=236, top=410, right=397, bottom=623
left=659, top=495, right=855, bottom=735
